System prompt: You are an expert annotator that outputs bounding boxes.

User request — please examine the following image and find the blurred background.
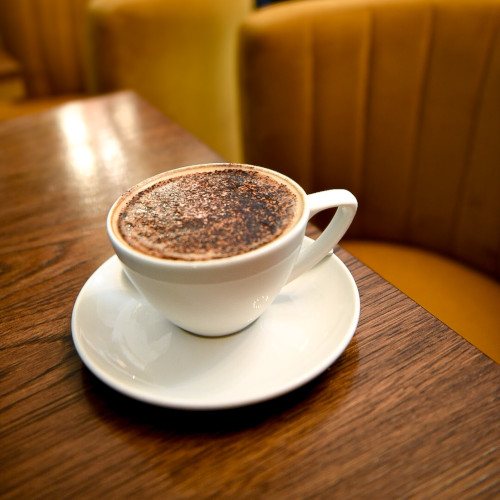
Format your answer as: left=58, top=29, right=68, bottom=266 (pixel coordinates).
left=0, top=0, right=278, bottom=161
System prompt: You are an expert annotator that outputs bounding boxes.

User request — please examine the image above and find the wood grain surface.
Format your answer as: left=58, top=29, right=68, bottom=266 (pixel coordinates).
left=1, top=91, right=499, bottom=499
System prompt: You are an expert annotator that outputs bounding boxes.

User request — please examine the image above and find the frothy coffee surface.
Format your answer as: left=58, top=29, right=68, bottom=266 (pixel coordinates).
left=116, top=166, right=300, bottom=260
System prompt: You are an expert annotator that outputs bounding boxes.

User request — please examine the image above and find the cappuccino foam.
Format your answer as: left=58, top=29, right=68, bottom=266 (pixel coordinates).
left=115, top=166, right=301, bottom=261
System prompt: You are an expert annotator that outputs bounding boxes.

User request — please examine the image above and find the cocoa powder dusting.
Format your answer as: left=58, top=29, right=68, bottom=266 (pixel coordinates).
left=118, top=168, right=299, bottom=260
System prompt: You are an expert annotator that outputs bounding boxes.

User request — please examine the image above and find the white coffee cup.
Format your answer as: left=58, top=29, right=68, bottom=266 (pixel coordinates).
left=107, top=163, right=357, bottom=336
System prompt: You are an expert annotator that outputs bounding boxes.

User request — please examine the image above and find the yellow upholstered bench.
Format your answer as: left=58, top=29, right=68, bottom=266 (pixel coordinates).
left=239, top=0, right=500, bottom=363
left=342, top=241, right=500, bottom=363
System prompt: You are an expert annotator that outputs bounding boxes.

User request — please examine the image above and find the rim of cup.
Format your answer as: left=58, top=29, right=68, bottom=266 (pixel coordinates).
left=107, top=163, right=309, bottom=272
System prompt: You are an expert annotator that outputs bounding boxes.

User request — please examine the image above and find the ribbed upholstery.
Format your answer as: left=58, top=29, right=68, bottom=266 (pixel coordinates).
left=240, top=0, right=500, bottom=279
left=239, top=0, right=500, bottom=362
left=0, top=0, right=89, bottom=97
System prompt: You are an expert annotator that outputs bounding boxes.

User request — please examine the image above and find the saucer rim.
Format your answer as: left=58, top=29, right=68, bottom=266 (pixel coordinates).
left=71, top=239, right=360, bottom=410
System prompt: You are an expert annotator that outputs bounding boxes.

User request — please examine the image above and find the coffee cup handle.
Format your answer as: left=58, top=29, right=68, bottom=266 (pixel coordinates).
left=287, top=189, right=358, bottom=283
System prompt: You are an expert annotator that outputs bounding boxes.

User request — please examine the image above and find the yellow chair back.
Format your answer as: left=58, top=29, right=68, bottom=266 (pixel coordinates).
left=239, top=0, right=500, bottom=280
left=86, top=0, right=254, bottom=161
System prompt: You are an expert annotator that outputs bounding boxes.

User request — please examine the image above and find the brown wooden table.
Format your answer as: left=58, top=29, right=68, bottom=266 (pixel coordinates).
left=1, top=91, right=499, bottom=499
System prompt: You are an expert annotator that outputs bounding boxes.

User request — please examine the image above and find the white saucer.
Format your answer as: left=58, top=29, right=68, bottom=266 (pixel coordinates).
left=71, top=239, right=360, bottom=410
